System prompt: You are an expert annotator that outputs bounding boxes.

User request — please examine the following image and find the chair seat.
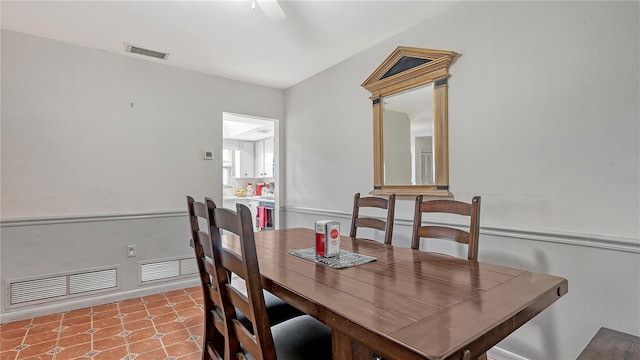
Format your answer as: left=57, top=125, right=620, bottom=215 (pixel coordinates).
left=229, top=272, right=304, bottom=327
left=262, top=290, right=305, bottom=325
left=236, top=290, right=304, bottom=329
left=243, top=315, right=333, bottom=360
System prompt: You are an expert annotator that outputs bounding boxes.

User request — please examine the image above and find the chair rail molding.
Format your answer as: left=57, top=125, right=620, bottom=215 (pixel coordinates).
left=0, top=210, right=187, bottom=227
left=283, top=206, right=640, bottom=254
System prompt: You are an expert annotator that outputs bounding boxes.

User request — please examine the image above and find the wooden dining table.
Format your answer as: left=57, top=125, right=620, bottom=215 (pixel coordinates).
left=223, top=227, right=568, bottom=360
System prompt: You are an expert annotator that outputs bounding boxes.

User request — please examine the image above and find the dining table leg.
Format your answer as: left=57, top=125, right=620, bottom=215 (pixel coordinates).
left=332, top=329, right=373, bottom=360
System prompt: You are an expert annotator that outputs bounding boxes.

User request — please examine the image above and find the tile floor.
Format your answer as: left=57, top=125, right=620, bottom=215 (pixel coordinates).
left=0, top=287, right=204, bottom=360
left=1, top=286, right=496, bottom=360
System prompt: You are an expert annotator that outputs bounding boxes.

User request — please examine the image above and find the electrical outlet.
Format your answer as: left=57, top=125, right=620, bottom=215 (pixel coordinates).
left=127, top=245, right=136, bottom=257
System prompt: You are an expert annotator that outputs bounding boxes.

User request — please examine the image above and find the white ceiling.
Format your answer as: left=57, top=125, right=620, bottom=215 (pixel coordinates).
left=0, top=0, right=457, bottom=89
left=223, top=113, right=275, bottom=141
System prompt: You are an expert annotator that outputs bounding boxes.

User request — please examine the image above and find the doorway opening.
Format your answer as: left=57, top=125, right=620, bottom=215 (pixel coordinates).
left=221, top=112, right=279, bottom=231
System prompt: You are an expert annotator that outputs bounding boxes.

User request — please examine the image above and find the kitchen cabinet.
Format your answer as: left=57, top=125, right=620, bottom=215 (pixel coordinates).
left=254, top=137, right=274, bottom=178
left=239, top=141, right=254, bottom=178
left=255, top=139, right=265, bottom=177
left=264, top=137, right=274, bottom=178
left=224, top=139, right=254, bottom=178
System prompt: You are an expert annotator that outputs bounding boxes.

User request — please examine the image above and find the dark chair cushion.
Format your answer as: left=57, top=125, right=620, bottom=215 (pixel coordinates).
left=228, top=272, right=303, bottom=327
left=243, top=315, right=332, bottom=360
left=213, top=290, right=304, bottom=332
left=258, top=289, right=305, bottom=326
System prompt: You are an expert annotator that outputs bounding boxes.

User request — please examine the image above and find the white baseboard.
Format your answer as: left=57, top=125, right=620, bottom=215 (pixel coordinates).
left=0, top=278, right=199, bottom=325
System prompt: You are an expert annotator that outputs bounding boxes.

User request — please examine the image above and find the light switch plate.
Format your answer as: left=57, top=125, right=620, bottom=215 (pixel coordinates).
left=127, top=245, right=136, bottom=257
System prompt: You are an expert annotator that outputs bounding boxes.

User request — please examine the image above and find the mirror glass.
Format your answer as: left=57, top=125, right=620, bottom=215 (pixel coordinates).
left=382, top=83, right=434, bottom=185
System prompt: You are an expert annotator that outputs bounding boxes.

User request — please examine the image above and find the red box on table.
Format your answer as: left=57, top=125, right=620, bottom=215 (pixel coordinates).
left=315, top=220, right=340, bottom=258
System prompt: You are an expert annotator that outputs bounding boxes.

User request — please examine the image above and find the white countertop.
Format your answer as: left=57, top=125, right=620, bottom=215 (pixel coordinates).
left=223, top=196, right=275, bottom=203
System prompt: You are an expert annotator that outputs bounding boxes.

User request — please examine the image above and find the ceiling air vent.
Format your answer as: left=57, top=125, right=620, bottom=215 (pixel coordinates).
left=126, top=44, right=169, bottom=60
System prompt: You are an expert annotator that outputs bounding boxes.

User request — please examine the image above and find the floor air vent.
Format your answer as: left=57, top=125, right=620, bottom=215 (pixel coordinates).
left=8, top=267, right=118, bottom=307
left=139, top=257, right=198, bottom=284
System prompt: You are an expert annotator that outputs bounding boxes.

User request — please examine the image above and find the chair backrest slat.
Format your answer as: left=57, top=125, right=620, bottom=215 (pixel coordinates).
left=219, top=250, right=247, bottom=280
left=411, top=196, right=481, bottom=260
left=203, top=260, right=217, bottom=280
left=419, top=199, right=472, bottom=216
left=350, top=192, right=396, bottom=245
left=213, top=207, right=242, bottom=235
left=233, top=319, right=261, bottom=355
left=212, top=310, right=226, bottom=334
left=193, top=201, right=208, bottom=218
left=355, top=217, right=386, bottom=231
left=196, top=231, right=213, bottom=259
left=226, top=283, right=251, bottom=322
left=357, top=196, right=389, bottom=209
left=417, top=226, right=470, bottom=244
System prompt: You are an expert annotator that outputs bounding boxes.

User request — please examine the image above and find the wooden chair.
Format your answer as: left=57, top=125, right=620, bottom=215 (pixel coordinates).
left=411, top=195, right=486, bottom=360
left=190, top=197, right=332, bottom=360
left=411, top=196, right=481, bottom=260
left=350, top=193, right=396, bottom=245
left=187, top=197, right=314, bottom=360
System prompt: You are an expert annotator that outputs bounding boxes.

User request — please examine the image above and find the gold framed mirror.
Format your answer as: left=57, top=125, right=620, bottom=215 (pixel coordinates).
left=362, top=46, right=458, bottom=196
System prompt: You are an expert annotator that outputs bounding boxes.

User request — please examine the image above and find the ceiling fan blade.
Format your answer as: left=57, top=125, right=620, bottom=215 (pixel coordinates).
left=257, top=0, right=286, bottom=21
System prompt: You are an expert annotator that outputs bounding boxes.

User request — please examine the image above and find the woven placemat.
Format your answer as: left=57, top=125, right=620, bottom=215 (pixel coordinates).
left=288, top=247, right=376, bottom=269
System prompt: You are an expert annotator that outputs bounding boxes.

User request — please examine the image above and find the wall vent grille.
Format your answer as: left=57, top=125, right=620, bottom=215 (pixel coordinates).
left=139, top=257, right=198, bottom=284
left=8, top=268, right=118, bottom=307
left=126, top=44, right=169, bottom=60
left=180, top=257, right=198, bottom=276
left=9, top=276, right=67, bottom=305
left=69, top=269, right=118, bottom=295
left=141, top=260, right=180, bottom=282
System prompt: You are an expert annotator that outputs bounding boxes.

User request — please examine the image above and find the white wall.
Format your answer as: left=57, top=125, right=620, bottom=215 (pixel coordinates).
left=283, top=1, right=639, bottom=359
left=1, top=30, right=284, bottom=218
left=0, top=30, right=284, bottom=320
left=1, top=2, right=638, bottom=357
left=285, top=1, right=639, bottom=239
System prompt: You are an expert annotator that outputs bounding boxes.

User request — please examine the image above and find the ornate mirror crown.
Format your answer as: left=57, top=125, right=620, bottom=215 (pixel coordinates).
left=362, top=46, right=458, bottom=196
